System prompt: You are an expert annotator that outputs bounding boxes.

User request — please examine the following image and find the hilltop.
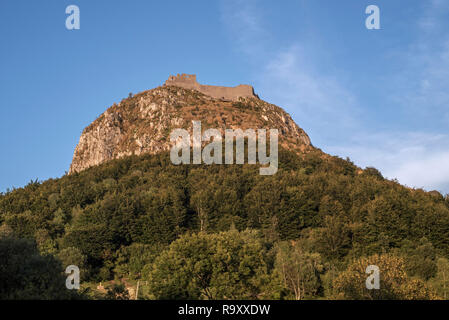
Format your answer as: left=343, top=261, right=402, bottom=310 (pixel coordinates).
left=1, top=75, right=449, bottom=300
left=69, top=75, right=313, bottom=173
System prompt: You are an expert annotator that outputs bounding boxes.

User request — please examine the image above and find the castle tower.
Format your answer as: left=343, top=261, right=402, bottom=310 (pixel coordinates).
left=164, top=74, right=258, bottom=101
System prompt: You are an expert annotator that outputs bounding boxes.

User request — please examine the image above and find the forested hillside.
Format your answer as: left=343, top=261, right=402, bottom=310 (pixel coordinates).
left=1, top=148, right=449, bottom=299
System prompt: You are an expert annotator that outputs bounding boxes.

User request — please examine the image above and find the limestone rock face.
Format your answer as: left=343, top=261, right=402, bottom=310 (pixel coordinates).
left=69, top=77, right=313, bottom=174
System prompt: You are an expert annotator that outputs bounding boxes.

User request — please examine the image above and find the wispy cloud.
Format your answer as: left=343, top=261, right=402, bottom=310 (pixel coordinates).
left=364, top=0, right=449, bottom=192
left=219, top=0, right=449, bottom=193
left=418, top=0, right=449, bottom=32
left=219, top=0, right=268, bottom=58
left=220, top=0, right=360, bottom=139
left=259, top=45, right=359, bottom=137
left=394, top=0, right=449, bottom=124
left=328, top=132, right=449, bottom=193
left=395, top=41, right=449, bottom=126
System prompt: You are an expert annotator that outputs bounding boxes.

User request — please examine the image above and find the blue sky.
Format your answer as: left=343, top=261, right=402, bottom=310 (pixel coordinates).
left=1, top=0, right=449, bottom=193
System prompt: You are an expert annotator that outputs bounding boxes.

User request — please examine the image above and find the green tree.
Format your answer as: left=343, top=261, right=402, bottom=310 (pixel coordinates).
left=147, top=229, right=276, bottom=299
left=113, top=243, right=160, bottom=280
left=275, top=241, right=323, bottom=300
left=333, top=254, right=438, bottom=300
left=312, top=214, right=351, bottom=261
left=429, top=257, right=449, bottom=299
left=105, top=283, right=130, bottom=300
left=0, top=236, right=81, bottom=299
left=398, top=238, right=437, bottom=280
left=57, top=247, right=88, bottom=280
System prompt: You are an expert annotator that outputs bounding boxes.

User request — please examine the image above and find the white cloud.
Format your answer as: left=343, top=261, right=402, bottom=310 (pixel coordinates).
left=395, top=40, right=449, bottom=125
left=258, top=45, right=359, bottom=136
left=220, top=0, right=449, bottom=193
left=219, top=0, right=268, bottom=58
left=220, top=0, right=360, bottom=138
left=372, top=0, right=449, bottom=192
left=418, top=0, right=449, bottom=32
left=393, top=1, right=449, bottom=124
left=327, top=132, right=449, bottom=193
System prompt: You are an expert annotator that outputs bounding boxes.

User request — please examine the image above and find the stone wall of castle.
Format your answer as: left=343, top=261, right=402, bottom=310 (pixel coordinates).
left=164, top=74, right=258, bottom=101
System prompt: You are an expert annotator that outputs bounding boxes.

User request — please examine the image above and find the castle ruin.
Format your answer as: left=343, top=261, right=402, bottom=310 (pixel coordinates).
left=164, top=74, right=259, bottom=101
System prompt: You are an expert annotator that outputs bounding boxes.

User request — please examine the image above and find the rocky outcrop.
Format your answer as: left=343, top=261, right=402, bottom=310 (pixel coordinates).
left=69, top=77, right=313, bottom=174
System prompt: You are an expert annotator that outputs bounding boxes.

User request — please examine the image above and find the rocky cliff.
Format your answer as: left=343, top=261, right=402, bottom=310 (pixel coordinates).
left=69, top=76, right=314, bottom=174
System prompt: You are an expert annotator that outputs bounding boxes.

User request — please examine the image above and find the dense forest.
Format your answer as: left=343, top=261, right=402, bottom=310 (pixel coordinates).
left=1, top=148, right=449, bottom=300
